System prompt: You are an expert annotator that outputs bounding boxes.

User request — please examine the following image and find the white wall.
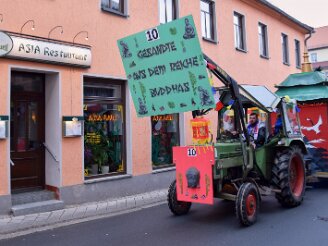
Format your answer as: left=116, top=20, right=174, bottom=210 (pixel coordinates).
left=45, top=73, right=61, bottom=187
left=309, top=47, right=328, bottom=63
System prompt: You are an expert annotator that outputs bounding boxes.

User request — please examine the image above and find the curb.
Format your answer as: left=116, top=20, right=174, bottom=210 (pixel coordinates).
left=0, top=189, right=168, bottom=239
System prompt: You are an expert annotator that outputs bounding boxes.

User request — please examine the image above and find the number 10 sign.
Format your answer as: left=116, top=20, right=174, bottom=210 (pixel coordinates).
left=146, top=28, right=160, bottom=42
left=117, top=15, right=215, bottom=117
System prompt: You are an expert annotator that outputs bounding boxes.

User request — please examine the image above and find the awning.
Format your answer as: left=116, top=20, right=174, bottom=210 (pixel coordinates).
left=276, top=85, right=328, bottom=101
left=276, top=71, right=327, bottom=88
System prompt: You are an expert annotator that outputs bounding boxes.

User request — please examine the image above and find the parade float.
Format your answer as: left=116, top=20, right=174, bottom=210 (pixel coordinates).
left=118, top=16, right=307, bottom=226
left=276, top=70, right=328, bottom=179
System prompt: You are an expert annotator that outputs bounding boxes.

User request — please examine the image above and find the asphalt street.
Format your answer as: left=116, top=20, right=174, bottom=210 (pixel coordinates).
left=2, top=184, right=328, bottom=246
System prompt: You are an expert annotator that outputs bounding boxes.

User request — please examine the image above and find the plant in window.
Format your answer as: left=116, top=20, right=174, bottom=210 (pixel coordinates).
left=106, top=140, right=119, bottom=173
left=84, top=146, right=93, bottom=175
left=92, top=143, right=109, bottom=174
left=84, top=121, right=111, bottom=174
left=90, top=127, right=118, bottom=174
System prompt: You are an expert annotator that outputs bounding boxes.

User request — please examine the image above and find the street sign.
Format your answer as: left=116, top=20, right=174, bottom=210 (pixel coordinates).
left=117, top=15, right=215, bottom=117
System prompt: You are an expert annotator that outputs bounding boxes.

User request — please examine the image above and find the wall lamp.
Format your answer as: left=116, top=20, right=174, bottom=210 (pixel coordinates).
left=20, top=19, right=35, bottom=33
left=73, top=31, right=89, bottom=44
left=48, top=25, right=63, bottom=39
left=0, top=116, right=9, bottom=139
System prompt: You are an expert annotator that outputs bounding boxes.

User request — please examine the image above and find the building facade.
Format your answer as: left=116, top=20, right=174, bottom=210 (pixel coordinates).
left=308, top=25, right=328, bottom=77
left=0, top=0, right=312, bottom=215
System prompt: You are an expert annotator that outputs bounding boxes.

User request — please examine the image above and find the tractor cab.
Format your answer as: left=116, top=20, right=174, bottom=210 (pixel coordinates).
left=215, top=84, right=303, bottom=182
left=217, top=84, right=279, bottom=141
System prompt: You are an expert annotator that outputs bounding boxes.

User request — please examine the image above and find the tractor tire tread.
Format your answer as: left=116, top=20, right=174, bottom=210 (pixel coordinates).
left=235, top=182, right=259, bottom=226
left=272, top=146, right=305, bottom=208
left=167, top=180, right=191, bottom=216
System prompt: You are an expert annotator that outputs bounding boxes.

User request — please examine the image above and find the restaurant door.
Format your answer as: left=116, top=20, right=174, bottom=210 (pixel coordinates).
left=10, top=72, right=45, bottom=192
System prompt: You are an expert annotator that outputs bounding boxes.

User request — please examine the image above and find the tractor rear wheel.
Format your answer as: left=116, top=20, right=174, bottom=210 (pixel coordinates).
left=168, top=180, right=191, bottom=216
left=235, top=182, right=260, bottom=226
left=272, top=146, right=306, bottom=207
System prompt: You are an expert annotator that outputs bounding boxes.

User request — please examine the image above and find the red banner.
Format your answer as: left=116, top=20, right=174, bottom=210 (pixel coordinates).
left=173, top=146, right=215, bottom=205
left=299, top=104, right=328, bottom=172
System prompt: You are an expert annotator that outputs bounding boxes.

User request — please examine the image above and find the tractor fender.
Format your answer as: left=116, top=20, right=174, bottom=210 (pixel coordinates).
left=275, top=138, right=307, bottom=155
left=289, top=140, right=307, bottom=155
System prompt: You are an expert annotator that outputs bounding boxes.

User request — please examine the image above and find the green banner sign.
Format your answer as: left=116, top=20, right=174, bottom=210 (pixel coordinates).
left=117, top=15, right=215, bottom=117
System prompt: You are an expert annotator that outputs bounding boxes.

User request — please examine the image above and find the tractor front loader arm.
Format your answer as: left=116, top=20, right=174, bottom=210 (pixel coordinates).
left=201, top=53, right=250, bottom=146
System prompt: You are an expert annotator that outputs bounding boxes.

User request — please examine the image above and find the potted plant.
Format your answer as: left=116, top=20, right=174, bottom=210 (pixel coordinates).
left=84, top=120, right=118, bottom=175
left=92, top=144, right=109, bottom=174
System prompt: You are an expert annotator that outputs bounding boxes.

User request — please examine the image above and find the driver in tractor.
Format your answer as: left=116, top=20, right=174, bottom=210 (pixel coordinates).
left=247, top=113, right=266, bottom=149
left=222, top=109, right=239, bottom=138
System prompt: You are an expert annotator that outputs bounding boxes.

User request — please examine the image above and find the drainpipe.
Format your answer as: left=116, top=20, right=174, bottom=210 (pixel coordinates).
left=301, top=30, right=314, bottom=73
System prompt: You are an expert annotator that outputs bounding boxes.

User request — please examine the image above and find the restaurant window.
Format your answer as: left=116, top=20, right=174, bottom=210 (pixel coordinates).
left=160, top=0, right=177, bottom=24
left=151, top=114, right=180, bottom=169
left=101, top=0, right=126, bottom=15
left=234, top=12, right=246, bottom=51
left=258, top=22, right=268, bottom=58
left=201, top=0, right=216, bottom=41
left=84, top=78, right=125, bottom=178
left=295, top=39, right=301, bottom=68
left=282, top=33, right=289, bottom=65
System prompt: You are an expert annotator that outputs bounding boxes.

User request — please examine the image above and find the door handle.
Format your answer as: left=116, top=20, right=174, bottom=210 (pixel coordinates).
left=10, top=159, right=15, bottom=166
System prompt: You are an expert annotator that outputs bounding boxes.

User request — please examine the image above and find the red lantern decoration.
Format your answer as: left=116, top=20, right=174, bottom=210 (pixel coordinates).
left=190, top=117, right=210, bottom=144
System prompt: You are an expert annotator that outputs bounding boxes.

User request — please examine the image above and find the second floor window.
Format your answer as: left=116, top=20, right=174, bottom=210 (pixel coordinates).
left=282, top=33, right=289, bottom=65
left=295, top=39, right=301, bottom=68
left=101, top=0, right=124, bottom=14
left=311, top=53, right=317, bottom=63
left=258, top=23, right=268, bottom=58
left=201, top=0, right=215, bottom=41
left=234, top=12, right=246, bottom=51
left=159, top=0, right=177, bottom=24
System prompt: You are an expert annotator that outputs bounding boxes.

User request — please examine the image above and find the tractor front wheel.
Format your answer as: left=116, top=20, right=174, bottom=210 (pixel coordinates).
left=235, top=182, right=260, bottom=226
left=272, top=146, right=305, bottom=207
left=168, top=180, right=191, bottom=216
left=236, top=182, right=260, bottom=226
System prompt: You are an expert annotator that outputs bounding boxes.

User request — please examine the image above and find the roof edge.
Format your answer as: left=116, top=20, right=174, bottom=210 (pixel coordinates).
left=256, top=0, right=314, bottom=33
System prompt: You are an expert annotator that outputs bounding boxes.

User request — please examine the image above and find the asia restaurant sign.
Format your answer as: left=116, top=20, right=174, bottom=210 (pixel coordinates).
left=0, top=31, right=91, bottom=68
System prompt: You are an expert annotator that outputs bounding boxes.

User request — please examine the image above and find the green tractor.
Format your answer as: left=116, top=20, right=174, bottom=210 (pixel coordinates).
left=168, top=55, right=307, bottom=226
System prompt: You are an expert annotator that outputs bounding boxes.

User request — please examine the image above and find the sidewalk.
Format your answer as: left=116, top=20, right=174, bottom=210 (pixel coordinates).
left=0, top=189, right=167, bottom=239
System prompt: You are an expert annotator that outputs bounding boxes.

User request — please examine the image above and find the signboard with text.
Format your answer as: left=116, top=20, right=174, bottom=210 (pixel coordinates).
left=0, top=32, right=91, bottom=68
left=117, top=15, right=215, bottom=117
